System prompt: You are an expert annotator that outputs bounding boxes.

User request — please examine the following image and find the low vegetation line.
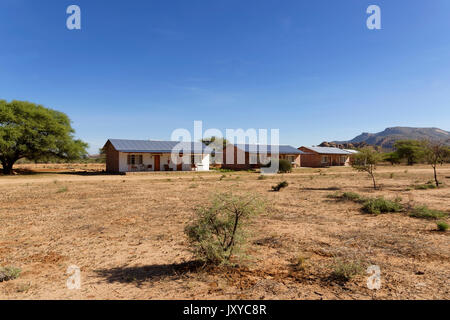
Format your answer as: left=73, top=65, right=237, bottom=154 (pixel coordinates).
left=409, top=206, right=448, bottom=220
left=328, top=191, right=448, bottom=219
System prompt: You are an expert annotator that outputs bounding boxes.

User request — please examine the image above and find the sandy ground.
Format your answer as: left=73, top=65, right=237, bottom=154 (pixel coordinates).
left=0, top=163, right=449, bottom=300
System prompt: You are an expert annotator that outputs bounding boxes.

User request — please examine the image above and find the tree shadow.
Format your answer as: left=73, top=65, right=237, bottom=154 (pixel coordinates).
left=4, top=169, right=123, bottom=177
left=95, top=260, right=204, bottom=286
left=2, top=169, right=41, bottom=176
left=319, top=274, right=352, bottom=287
left=56, top=171, right=124, bottom=176
left=299, top=187, right=342, bottom=191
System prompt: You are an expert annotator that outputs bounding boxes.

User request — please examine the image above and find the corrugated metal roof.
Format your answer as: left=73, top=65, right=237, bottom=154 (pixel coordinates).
left=234, top=144, right=304, bottom=155
left=107, top=139, right=212, bottom=153
left=343, top=149, right=359, bottom=154
left=303, top=146, right=352, bottom=155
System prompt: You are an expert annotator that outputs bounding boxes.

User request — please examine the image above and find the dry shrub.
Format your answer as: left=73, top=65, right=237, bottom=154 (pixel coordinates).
left=185, top=192, right=265, bottom=265
left=0, top=266, right=21, bottom=282
left=272, top=181, right=288, bottom=192
left=436, top=221, right=449, bottom=232
left=331, top=258, right=364, bottom=281
left=362, top=197, right=403, bottom=215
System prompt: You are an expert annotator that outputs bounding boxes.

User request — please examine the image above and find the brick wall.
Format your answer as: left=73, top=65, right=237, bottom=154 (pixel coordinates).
left=105, top=141, right=120, bottom=172
left=299, top=147, right=349, bottom=168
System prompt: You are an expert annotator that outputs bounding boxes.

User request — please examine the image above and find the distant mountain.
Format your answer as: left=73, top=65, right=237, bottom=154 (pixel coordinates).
left=323, top=127, right=450, bottom=150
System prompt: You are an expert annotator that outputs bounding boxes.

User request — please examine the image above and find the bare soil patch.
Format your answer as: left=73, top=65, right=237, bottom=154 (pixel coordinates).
left=1, top=164, right=449, bottom=299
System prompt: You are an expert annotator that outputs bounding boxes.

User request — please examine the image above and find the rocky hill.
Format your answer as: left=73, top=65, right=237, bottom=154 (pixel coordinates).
left=322, top=127, right=450, bottom=150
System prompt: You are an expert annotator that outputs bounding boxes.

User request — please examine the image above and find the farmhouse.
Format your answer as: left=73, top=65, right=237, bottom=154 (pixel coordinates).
left=298, top=146, right=354, bottom=167
left=221, top=144, right=304, bottom=170
left=103, top=139, right=212, bottom=173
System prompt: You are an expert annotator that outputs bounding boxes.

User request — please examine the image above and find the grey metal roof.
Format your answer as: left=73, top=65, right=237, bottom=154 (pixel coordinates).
left=234, top=144, right=304, bottom=155
left=343, top=149, right=359, bottom=154
left=302, top=146, right=352, bottom=155
left=107, top=139, right=212, bottom=153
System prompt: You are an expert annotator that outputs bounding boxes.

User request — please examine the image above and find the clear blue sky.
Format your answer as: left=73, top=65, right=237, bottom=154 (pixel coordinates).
left=1, top=0, right=449, bottom=153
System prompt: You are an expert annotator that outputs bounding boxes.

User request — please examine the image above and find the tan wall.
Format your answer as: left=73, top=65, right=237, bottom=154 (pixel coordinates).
left=222, top=146, right=301, bottom=170
left=118, top=152, right=210, bottom=172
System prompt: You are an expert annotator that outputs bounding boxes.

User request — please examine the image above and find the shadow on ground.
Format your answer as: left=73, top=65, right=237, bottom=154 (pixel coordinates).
left=3, top=169, right=121, bottom=176
left=57, top=171, right=124, bottom=176
left=299, top=187, right=342, bottom=191
left=95, top=260, right=204, bottom=286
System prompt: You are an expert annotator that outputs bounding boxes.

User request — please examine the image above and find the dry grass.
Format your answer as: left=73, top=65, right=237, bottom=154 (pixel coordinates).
left=0, top=163, right=449, bottom=299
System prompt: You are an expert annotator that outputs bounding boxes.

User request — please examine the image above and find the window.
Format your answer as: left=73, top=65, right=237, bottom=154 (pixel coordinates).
left=127, top=154, right=143, bottom=165
left=321, top=156, right=329, bottom=164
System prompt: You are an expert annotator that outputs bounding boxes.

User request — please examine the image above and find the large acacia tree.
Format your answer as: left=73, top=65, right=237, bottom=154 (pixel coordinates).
left=0, top=100, right=88, bottom=174
left=394, top=140, right=426, bottom=165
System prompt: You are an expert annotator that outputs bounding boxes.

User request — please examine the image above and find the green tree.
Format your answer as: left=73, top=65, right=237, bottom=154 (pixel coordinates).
left=423, top=141, right=450, bottom=187
left=352, top=147, right=383, bottom=189
left=201, top=136, right=229, bottom=148
left=0, top=100, right=88, bottom=174
left=394, top=140, right=426, bottom=165
left=383, top=152, right=401, bottom=165
left=201, top=136, right=229, bottom=165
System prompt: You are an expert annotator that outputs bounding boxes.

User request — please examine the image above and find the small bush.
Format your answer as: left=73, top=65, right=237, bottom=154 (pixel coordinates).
left=414, top=184, right=437, bottom=190
left=272, top=181, right=288, bottom=192
left=341, top=192, right=363, bottom=202
left=212, top=168, right=235, bottom=173
left=185, top=192, right=265, bottom=265
left=328, top=192, right=364, bottom=203
left=0, top=266, right=21, bottom=282
left=332, top=258, right=364, bottom=281
left=326, top=192, right=341, bottom=199
left=409, top=206, right=447, bottom=220
left=16, top=282, right=31, bottom=293
left=291, top=253, right=310, bottom=272
left=362, top=197, right=403, bottom=215
left=57, top=186, right=68, bottom=193
left=278, top=159, right=292, bottom=173
left=257, top=175, right=267, bottom=180
left=437, top=221, right=449, bottom=232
